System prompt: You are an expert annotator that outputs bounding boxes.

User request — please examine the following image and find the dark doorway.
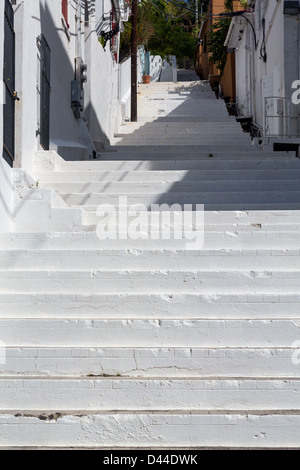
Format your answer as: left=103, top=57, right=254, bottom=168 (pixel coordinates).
left=38, top=34, right=51, bottom=150
left=3, top=0, right=16, bottom=167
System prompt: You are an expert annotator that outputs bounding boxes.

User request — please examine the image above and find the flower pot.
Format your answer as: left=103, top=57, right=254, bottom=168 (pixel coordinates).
left=142, top=75, right=151, bottom=84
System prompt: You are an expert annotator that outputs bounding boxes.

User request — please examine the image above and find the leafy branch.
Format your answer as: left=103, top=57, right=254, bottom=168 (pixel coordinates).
left=208, top=0, right=248, bottom=76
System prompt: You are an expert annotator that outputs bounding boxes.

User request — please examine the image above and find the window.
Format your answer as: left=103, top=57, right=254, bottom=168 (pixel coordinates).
left=84, top=0, right=89, bottom=26
left=62, top=0, right=69, bottom=28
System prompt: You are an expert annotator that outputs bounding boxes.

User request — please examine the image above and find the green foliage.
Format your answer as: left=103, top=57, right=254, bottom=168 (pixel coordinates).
left=208, top=0, right=248, bottom=76
left=208, top=16, right=231, bottom=76
left=119, top=0, right=198, bottom=62
left=224, top=0, right=233, bottom=11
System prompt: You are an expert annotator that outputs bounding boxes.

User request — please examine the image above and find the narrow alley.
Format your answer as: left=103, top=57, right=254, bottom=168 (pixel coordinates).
left=1, top=80, right=300, bottom=448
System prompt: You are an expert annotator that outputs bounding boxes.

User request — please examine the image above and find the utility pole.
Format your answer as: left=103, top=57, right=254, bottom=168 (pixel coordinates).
left=131, top=0, right=138, bottom=122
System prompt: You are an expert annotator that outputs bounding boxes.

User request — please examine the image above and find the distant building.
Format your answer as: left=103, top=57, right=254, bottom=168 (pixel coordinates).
left=225, top=0, right=300, bottom=148
left=195, top=0, right=242, bottom=101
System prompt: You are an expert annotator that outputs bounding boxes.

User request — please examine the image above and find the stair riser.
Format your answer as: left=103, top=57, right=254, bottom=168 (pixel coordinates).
left=1, top=274, right=299, bottom=293
left=0, top=378, right=298, bottom=411
left=0, top=319, right=299, bottom=348
left=61, top=192, right=300, bottom=206
left=34, top=170, right=300, bottom=183
left=1, top=348, right=299, bottom=377
left=91, top=151, right=296, bottom=160
left=1, top=254, right=299, bottom=270
left=42, top=181, right=300, bottom=193
left=1, top=413, right=300, bottom=448
left=0, top=233, right=299, bottom=250
left=0, top=297, right=298, bottom=319
left=84, top=218, right=300, bottom=232
left=49, top=161, right=300, bottom=171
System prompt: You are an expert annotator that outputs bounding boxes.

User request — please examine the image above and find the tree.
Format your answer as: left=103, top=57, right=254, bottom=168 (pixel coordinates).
left=119, top=0, right=199, bottom=63
left=208, top=0, right=249, bottom=76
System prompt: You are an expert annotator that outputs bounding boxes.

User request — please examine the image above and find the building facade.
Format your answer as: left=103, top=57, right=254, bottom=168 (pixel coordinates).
left=0, top=0, right=130, bottom=232
left=195, top=0, right=242, bottom=100
left=225, top=0, right=300, bottom=144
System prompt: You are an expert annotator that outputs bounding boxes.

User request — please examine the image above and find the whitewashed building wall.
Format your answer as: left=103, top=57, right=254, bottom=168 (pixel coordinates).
left=0, top=0, right=129, bottom=232
left=0, top=0, right=13, bottom=232
left=227, top=0, right=299, bottom=139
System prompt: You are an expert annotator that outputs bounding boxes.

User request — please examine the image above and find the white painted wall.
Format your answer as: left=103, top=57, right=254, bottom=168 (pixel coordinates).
left=233, top=1, right=288, bottom=137
left=160, top=56, right=177, bottom=83
left=0, top=0, right=13, bottom=232
left=119, top=57, right=131, bottom=122
left=7, top=0, right=131, bottom=232
left=14, top=0, right=83, bottom=170
left=150, top=55, right=162, bottom=82
left=85, top=0, right=125, bottom=146
left=13, top=0, right=128, bottom=166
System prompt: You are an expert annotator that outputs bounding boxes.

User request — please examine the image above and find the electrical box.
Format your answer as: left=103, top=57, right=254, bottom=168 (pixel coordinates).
left=71, top=80, right=81, bottom=103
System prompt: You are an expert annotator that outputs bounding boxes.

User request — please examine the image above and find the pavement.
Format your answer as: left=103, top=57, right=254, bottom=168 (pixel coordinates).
left=177, top=68, right=200, bottom=81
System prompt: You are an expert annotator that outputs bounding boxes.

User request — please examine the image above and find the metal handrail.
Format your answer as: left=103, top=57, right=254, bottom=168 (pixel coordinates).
left=264, top=96, right=300, bottom=138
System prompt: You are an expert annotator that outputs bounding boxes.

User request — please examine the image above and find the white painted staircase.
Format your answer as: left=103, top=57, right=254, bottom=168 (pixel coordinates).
left=1, top=81, right=300, bottom=448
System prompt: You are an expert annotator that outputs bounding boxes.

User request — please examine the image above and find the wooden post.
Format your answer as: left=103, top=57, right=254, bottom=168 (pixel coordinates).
left=131, top=0, right=137, bottom=122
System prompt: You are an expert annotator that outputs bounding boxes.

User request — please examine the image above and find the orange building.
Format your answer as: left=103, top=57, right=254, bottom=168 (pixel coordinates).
left=195, top=0, right=242, bottom=102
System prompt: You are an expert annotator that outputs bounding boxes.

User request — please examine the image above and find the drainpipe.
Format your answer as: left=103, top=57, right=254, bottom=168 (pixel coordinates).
left=76, top=0, right=82, bottom=58
left=250, top=5, right=256, bottom=124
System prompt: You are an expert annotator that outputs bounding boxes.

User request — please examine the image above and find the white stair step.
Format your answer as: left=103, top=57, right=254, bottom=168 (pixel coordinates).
left=85, top=217, right=300, bottom=233
left=100, top=145, right=288, bottom=154
left=40, top=181, right=300, bottom=194
left=1, top=269, right=299, bottom=293
left=1, top=319, right=299, bottom=348
left=1, top=249, right=299, bottom=271
left=108, top=145, right=273, bottom=154
left=0, top=231, right=299, bottom=250
left=61, top=191, right=300, bottom=207
left=1, top=411, right=300, bottom=448
left=80, top=203, right=300, bottom=212
left=1, top=346, right=299, bottom=377
left=0, top=377, right=299, bottom=411
left=0, top=293, right=298, bottom=319
left=85, top=209, right=300, bottom=226
left=42, top=159, right=300, bottom=172
left=33, top=169, right=300, bottom=183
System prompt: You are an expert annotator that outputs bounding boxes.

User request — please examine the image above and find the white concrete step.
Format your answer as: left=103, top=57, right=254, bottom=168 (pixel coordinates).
left=113, top=134, right=251, bottom=143
left=1, top=269, right=299, bottom=294
left=1, top=248, right=299, bottom=271
left=61, top=191, right=300, bottom=207
left=39, top=180, right=300, bottom=194
left=1, top=346, right=298, bottom=377
left=111, top=142, right=266, bottom=150
left=35, top=158, right=300, bottom=172
left=1, top=411, right=300, bottom=448
left=33, top=169, right=300, bottom=183
left=0, top=292, right=298, bottom=319
left=0, top=319, right=299, bottom=348
left=115, top=122, right=246, bottom=132
left=101, top=145, right=285, bottom=154
left=0, top=230, right=299, bottom=250
left=84, top=210, right=300, bottom=229
left=0, top=377, right=299, bottom=412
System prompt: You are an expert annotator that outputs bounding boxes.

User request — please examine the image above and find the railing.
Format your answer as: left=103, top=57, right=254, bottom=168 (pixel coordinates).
left=264, top=96, right=300, bottom=138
